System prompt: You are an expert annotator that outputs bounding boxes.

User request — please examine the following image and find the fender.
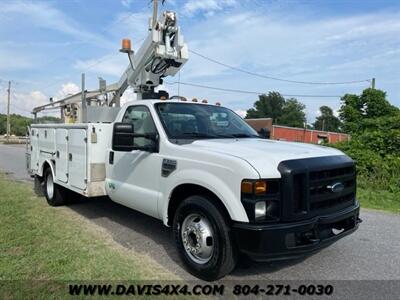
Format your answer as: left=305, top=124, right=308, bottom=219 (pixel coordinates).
left=161, top=168, right=250, bottom=226
left=39, top=159, right=56, bottom=179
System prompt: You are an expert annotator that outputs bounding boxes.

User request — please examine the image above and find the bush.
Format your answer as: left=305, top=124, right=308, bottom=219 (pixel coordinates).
left=332, top=107, right=400, bottom=195
left=334, top=141, right=400, bottom=193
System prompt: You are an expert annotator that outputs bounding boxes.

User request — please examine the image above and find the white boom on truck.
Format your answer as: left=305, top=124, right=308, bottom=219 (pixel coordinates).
left=27, top=4, right=361, bottom=281
left=31, top=9, right=188, bottom=123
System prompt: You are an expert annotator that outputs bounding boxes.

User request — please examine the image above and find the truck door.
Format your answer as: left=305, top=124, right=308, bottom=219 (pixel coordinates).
left=106, top=105, right=161, bottom=218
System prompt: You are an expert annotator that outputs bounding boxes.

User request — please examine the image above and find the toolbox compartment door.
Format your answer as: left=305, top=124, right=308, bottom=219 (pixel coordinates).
left=68, top=129, right=87, bottom=190
left=55, top=129, right=68, bottom=183
left=30, top=128, right=39, bottom=172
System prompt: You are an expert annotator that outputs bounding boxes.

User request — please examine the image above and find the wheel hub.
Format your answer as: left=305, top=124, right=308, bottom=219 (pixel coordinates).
left=181, top=214, right=214, bottom=264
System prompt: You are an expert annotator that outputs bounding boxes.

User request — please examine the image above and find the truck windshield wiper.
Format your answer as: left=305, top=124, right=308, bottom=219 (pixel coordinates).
left=175, top=132, right=218, bottom=139
left=216, top=133, right=259, bottom=138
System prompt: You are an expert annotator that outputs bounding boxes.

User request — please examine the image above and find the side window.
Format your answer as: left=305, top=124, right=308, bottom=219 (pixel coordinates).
left=122, top=106, right=157, bottom=148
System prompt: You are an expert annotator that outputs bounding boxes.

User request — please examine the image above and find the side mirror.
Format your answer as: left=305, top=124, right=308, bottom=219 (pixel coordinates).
left=112, top=123, right=135, bottom=151
left=112, top=122, right=159, bottom=153
left=258, top=127, right=270, bottom=139
left=136, top=132, right=159, bottom=153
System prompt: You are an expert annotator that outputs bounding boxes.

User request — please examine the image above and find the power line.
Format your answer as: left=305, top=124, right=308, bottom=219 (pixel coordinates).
left=189, top=49, right=371, bottom=85
left=165, top=81, right=343, bottom=98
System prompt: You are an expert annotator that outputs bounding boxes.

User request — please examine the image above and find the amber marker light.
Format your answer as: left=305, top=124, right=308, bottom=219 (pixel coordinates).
left=255, top=181, right=267, bottom=194
left=241, top=181, right=253, bottom=194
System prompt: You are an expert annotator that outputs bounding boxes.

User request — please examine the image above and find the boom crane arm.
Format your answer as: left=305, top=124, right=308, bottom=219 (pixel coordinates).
left=32, top=10, right=188, bottom=122
left=111, top=11, right=188, bottom=102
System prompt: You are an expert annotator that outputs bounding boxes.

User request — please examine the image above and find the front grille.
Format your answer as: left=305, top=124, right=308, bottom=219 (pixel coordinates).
left=309, top=166, right=355, bottom=212
left=278, top=155, right=357, bottom=221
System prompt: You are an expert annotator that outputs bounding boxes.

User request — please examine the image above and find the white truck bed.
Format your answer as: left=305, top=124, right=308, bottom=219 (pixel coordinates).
left=27, top=123, right=113, bottom=197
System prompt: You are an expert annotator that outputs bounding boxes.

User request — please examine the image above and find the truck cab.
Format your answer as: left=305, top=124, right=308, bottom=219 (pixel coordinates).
left=104, top=99, right=360, bottom=280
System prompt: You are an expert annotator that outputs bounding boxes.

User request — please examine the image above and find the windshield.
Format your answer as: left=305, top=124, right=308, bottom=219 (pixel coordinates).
left=155, top=102, right=259, bottom=139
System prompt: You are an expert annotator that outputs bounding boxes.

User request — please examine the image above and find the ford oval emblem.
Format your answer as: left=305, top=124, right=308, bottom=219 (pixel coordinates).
left=328, top=182, right=345, bottom=193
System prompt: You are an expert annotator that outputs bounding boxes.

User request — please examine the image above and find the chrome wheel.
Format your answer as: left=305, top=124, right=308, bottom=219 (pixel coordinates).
left=181, top=213, right=214, bottom=264
left=46, top=172, right=54, bottom=200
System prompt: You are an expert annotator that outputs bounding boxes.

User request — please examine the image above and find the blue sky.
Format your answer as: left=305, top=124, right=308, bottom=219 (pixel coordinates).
left=0, top=0, right=399, bottom=122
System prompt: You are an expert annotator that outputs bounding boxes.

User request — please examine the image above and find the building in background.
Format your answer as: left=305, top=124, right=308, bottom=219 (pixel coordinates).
left=245, top=118, right=350, bottom=144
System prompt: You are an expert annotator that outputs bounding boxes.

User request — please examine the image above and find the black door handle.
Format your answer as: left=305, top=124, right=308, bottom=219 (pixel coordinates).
left=109, top=151, right=114, bottom=164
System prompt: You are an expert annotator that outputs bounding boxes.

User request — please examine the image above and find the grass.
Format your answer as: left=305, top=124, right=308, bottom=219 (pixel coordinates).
left=357, top=188, right=400, bottom=214
left=0, top=173, right=176, bottom=298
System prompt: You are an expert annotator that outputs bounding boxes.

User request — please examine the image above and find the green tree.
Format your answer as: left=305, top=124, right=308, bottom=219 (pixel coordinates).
left=246, top=92, right=306, bottom=127
left=0, top=113, right=61, bottom=136
left=313, top=106, right=342, bottom=132
left=333, top=88, right=400, bottom=193
left=280, top=98, right=306, bottom=128
left=246, top=92, right=285, bottom=120
left=339, top=88, right=398, bottom=133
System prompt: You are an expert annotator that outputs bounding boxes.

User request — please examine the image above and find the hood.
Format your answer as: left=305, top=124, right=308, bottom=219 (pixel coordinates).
left=182, top=138, right=345, bottom=178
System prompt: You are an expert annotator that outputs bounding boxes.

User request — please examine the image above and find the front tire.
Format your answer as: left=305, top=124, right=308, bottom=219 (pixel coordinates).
left=173, top=195, right=237, bottom=281
left=43, top=168, right=67, bottom=206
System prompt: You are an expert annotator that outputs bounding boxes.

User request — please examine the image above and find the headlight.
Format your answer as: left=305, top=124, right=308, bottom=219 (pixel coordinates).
left=255, top=201, right=266, bottom=219
left=241, top=179, right=280, bottom=223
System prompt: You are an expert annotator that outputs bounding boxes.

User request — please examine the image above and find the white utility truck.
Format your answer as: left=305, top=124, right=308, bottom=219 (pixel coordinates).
left=27, top=8, right=360, bottom=281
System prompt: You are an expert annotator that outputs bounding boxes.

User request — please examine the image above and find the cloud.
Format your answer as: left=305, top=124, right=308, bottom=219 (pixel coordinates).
left=183, top=0, right=236, bottom=16
left=0, top=48, right=35, bottom=71
left=121, top=0, right=134, bottom=8
left=4, top=1, right=398, bottom=124
left=69, top=6, right=400, bottom=123
left=73, top=53, right=127, bottom=77
left=173, top=7, right=400, bottom=122
left=54, top=83, right=80, bottom=100
left=11, top=90, right=48, bottom=116
left=234, top=109, right=247, bottom=118
left=109, top=11, right=150, bottom=43
left=8, top=83, right=82, bottom=117
left=0, top=1, right=105, bottom=45
left=183, top=10, right=400, bottom=81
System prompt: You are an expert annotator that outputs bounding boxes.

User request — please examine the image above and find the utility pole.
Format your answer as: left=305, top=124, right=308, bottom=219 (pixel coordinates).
left=371, top=78, right=375, bottom=89
left=6, top=80, right=11, bottom=142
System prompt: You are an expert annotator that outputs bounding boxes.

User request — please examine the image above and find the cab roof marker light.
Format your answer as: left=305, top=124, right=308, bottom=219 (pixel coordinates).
left=202, top=99, right=208, bottom=103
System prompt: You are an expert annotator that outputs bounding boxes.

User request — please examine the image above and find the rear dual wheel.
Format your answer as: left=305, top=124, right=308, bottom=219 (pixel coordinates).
left=173, top=195, right=237, bottom=281
left=43, top=168, right=68, bottom=206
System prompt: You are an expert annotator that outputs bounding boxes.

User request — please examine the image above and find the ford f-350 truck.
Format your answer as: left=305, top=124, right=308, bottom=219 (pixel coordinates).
left=27, top=99, right=361, bottom=280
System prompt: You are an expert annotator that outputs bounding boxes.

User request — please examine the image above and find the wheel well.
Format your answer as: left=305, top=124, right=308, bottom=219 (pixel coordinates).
left=167, top=184, right=231, bottom=226
left=42, top=160, right=55, bottom=178
left=42, top=161, right=51, bottom=176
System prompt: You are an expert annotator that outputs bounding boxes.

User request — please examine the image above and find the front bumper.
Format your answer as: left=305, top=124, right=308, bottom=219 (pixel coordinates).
left=232, top=202, right=361, bottom=261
